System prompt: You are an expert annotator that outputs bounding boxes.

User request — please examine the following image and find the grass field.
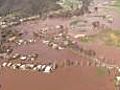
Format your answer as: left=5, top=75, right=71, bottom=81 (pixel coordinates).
left=96, top=67, right=108, bottom=77
left=115, top=0, right=120, bottom=6
left=79, top=29, right=120, bottom=47
left=113, top=0, right=120, bottom=10
left=100, top=30, right=120, bottom=47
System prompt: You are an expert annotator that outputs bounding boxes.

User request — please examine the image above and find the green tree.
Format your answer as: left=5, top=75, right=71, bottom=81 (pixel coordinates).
left=57, top=0, right=92, bottom=15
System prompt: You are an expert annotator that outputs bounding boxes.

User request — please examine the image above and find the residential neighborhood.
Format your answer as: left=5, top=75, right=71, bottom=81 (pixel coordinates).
left=0, top=0, right=120, bottom=90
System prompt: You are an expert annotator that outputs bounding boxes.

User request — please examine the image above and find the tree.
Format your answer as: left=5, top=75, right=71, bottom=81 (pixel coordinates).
left=80, top=0, right=92, bottom=15
left=0, top=0, right=60, bottom=17
left=57, top=0, right=92, bottom=15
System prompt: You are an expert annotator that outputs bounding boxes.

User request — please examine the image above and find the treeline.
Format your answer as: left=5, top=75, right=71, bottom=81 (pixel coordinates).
left=0, top=0, right=92, bottom=18
left=0, top=0, right=60, bottom=17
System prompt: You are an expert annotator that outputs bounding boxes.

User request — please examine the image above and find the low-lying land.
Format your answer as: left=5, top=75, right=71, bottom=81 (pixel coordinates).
left=0, top=0, right=120, bottom=90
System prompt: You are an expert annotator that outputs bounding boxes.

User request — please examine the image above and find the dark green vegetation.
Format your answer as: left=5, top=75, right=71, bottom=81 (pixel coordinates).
left=100, top=30, right=120, bottom=47
left=79, top=29, right=120, bottom=47
left=115, top=0, right=120, bottom=7
left=112, top=0, right=120, bottom=9
left=0, top=0, right=92, bottom=18
left=0, top=0, right=60, bottom=17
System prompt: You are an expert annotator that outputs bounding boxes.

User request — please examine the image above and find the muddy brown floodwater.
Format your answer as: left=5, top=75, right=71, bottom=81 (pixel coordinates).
left=1, top=66, right=115, bottom=90
left=1, top=0, right=120, bottom=90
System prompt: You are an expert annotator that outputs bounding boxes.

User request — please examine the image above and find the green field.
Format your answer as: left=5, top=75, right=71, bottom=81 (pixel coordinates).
left=101, top=30, right=120, bottom=47
left=79, top=29, right=120, bottom=47
left=96, top=67, right=108, bottom=77
left=115, top=0, right=120, bottom=6
left=113, top=0, right=120, bottom=9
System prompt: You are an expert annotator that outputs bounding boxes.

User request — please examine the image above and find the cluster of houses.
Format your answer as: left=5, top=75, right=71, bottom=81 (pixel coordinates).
left=7, top=34, right=37, bottom=45
left=32, top=24, right=77, bottom=50
left=15, top=39, right=36, bottom=46
left=0, top=15, right=40, bottom=29
left=8, top=53, right=38, bottom=62
left=0, top=62, right=56, bottom=73
left=42, top=35, right=77, bottom=50
left=42, top=40, right=64, bottom=50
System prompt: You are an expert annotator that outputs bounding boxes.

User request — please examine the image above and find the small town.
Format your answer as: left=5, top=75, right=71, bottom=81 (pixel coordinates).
left=0, top=0, right=120, bottom=90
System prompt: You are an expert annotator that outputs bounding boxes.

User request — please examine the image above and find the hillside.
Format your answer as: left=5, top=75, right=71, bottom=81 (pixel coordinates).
left=0, top=0, right=60, bottom=17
